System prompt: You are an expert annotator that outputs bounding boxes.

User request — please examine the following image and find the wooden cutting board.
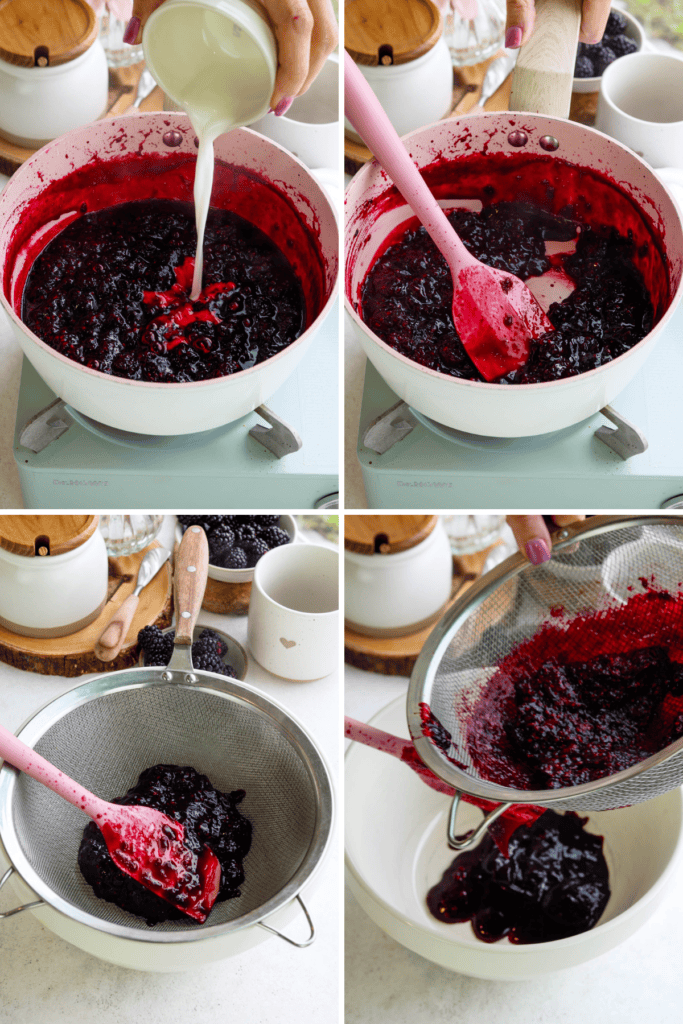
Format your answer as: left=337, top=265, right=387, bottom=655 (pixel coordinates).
left=0, top=542, right=172, bottom=676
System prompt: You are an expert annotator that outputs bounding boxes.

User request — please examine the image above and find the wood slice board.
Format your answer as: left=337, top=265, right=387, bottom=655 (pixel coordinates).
left=0, top=541, right=172, bottom=676
left=345, top=543, right=506, bottom=676
left=201, top=576, right=252, bottom=616
left=0, top=60, right=164, bottom=177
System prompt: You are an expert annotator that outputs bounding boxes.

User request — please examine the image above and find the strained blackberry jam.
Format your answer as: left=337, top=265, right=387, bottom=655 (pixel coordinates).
left=427, top=809, right=610, bottom=943
left=361, top=201, right=653, bottom=384
left=22, top=199, right=305, bottom=383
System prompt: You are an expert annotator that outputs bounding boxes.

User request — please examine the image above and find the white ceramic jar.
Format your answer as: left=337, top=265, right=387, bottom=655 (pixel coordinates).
left=345, top=38, right=453, bottom=139
left=345, top=517, right=452, bottom=637
left=0, top=40, right=108, bottom=146
left=0, top=516, right=108, bottom=638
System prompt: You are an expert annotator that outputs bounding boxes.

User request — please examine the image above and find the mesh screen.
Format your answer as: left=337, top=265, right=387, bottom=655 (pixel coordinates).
left=9, top=683, right=319, bottom=933
left=417, top=520, right=683, bottom=811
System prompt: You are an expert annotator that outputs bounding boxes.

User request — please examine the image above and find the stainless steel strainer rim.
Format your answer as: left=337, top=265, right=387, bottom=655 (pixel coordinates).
left=0, top=666, right=334, bottom=944
left=407, top=513, right=683, bottom=808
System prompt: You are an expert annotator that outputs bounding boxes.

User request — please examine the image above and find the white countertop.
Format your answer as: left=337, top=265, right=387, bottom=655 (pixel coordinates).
left=0, top=518, right=340, bottom=1024
left=345, top=665, right=683, bottom=1024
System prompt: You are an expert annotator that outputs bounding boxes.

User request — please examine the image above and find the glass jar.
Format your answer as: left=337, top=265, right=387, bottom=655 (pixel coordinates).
left=99, top=515, right=163, bottom=555
left=441, top=0, right=505, bottom=67
left=442, top=515, right=505, bottom=554
left=99, top=11, right=144, bottom=67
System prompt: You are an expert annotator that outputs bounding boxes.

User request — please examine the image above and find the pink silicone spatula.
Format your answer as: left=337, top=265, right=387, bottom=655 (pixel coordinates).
left=0, top=723, right=221, bottom=922
left=344, top=51, right=554, bottom=381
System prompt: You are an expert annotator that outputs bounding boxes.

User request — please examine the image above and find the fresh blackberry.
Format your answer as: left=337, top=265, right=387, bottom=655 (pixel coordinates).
left=574, top=55, right=594, bottom=78
left=234, top=524, right=257, bottom=546
left=261, top=526, right=291, bottom=548
left=192, top=629, right=228, bottom=658
left=222, top=547, right=249, bottom=569
left=209, top=524, right=235, bottom=558
left=589, top=44, right=616, bottom=75
left=193, top=648, right=236, bottom=678
left=137, top=625, right=174, bottom=666
left=254, top=516, right=280, bottom=528
left=177, top=515, right=207, bottom=527
left=604, top=9, right=627, bottom=35
left=244, top=538, right=270, bottom=567
left=608, top=34, right=638, bottom=58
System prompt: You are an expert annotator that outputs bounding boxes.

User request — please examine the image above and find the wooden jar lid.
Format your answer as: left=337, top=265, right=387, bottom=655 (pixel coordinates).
left=345, top=0, right=443, bottom=66
left=0, top=0, right=98, bottom=68
left=345, top=515, right=439, bottom=554
left=0, top=516, right=99, bottom=556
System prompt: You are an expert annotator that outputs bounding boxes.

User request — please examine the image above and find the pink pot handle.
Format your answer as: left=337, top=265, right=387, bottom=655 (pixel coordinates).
left=344, top=51, right=472, bottom=280
left=0, top=721, right=104, bottom=819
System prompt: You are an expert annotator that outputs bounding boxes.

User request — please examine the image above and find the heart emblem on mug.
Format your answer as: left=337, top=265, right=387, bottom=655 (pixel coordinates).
left=280, top=638, right=297, bottom=649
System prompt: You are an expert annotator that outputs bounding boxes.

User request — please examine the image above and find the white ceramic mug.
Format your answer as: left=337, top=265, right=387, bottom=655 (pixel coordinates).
left=596, top=52, right=683, bottom=169
left=247, top=543, right=339, bottom=680
left=250, top=53, right=339, bottom=169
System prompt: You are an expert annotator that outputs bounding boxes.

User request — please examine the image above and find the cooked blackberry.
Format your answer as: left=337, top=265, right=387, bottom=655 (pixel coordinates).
left=574, top=55, right=594, bottom=78
left=222, top=547, right=249, bottom=569
left=244, top=538, right=270, bottom=567
left=604, top=9, right=627, bottom=35
left=609, top=34, right=638, bottom=58
left=137, top=625, right=174, bottom=665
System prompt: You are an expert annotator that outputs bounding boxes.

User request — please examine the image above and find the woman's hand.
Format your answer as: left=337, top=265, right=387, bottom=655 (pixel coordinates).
left=125, top=0, right=338, bottom=115
left=504, top=0, right=612, bottom=49
left=507, top=515, right=586, bottom=564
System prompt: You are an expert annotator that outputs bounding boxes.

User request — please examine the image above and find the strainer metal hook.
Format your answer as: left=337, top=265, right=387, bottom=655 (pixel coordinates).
left=447, top=795, right=513, bottom=850
left=0, top=866, right=43, bottom=919
left=258, top=894, right=315, bottom=948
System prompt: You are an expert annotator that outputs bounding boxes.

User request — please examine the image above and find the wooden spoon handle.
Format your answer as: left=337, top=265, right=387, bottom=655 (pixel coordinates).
left=174, top=526, right=209, bottom=646
left=509, top=0, right=582, bottom=118
left=94, top=593, right=140, bottom=662
left=0, top=721, right=104, bottom=819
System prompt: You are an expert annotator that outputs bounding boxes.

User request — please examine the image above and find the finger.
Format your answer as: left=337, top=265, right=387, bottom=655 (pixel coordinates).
left=505, top=0, right=536, bottom=48
left=126, top=0, right=164, bottom=44
left=507, top=515, right=552, bottom=565
left=552, top=515, right=586, bottom=527
left=266, top=0, right=315, bottom=111
left=579, top=0, right=611, bottom=44
left=296, top=0, right=338, bottom=97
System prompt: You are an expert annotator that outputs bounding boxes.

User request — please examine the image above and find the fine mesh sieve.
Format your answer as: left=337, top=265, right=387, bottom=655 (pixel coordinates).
left=0, top=670, right=333, bottom=942
left=0, top=525, right=333, bottom=945
left=407, top=515, right=683, bottom=847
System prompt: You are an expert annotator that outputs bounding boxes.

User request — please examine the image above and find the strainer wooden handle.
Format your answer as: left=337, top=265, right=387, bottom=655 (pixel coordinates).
left=174, top=526, right=209, bottom=646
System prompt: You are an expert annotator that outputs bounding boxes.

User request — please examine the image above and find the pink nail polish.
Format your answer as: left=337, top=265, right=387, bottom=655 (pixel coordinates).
left=525, top=538, right=550, bottom=565
left=123, top=16, right=141, bottom=45
left=274, top=97, right=293, bottom=117
left=505, top=25, right=523, bottom=49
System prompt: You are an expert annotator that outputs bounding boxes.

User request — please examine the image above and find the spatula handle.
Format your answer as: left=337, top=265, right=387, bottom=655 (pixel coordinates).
left=0, top=721, right=105, bottom=819
left=509, top=0, right=582, bottom=118
left=344, top=51, right=472, bottom=278
left=174, top=525, right=209, bottom=646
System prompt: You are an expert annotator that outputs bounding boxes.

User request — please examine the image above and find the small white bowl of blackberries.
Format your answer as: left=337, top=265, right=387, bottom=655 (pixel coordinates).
left=176, top=514, right=297, bottom=583
left=573, top=8, right=645, bottom=93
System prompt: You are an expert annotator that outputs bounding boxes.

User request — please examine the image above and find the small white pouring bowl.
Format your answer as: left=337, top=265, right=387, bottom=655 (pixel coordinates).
left=346, top=697, right=683, bottom=979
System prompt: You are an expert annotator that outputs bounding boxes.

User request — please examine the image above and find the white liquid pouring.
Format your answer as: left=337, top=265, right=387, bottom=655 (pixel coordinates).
left=145, top=6, right=273, bottom=300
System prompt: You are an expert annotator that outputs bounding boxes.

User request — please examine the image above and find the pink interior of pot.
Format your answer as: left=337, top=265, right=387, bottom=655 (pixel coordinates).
left=2, top=115, right=337, bottom=334
left=345, top=115, right=683, bottom=330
